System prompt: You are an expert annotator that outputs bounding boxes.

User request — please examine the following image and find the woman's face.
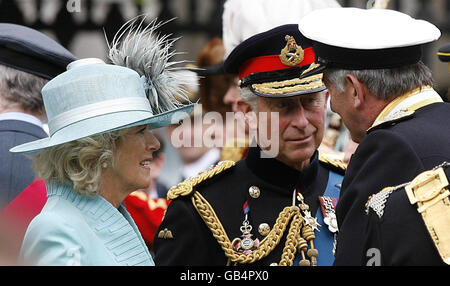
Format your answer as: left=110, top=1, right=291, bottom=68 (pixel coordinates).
left=109, top=125, right=160, bottom=193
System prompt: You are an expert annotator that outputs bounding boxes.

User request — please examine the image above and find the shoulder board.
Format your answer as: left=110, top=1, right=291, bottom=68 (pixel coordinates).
left=166, top=160, right=236, bottom=200
left=319, top=152, right=347, bottom=175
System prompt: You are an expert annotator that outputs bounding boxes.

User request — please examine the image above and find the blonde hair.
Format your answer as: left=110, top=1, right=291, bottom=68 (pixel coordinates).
left=32, top=129, right=129, bottom=197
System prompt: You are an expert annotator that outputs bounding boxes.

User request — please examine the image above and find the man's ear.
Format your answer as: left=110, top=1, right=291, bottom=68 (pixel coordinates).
left=324, top=90, right=330, bottom=109
left=345, top=73, right=367, bottom=109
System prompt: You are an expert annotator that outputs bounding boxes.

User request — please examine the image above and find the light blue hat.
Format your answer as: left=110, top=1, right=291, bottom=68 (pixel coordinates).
left=10, top=58, right=195, bottom=154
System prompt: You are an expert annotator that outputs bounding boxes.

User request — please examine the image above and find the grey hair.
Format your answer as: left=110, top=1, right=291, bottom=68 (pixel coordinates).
left=0, top=65, right=48, bottom=115
left=323, top=61, right=434, bottom=100
left=107, top=15, right=193, bottom=115
left=32, top=128, right=129, bottom=197
left=240, top=87, right=259, bottom=112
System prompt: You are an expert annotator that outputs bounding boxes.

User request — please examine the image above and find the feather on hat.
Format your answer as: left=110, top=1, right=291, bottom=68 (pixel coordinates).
left=107, top=16, right=194, bottom=115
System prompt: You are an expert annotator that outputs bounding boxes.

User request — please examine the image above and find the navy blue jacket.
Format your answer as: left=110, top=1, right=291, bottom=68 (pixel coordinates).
left=0, top=120, right=47, bottom=209
left=334, top=102, right=450, bottom=265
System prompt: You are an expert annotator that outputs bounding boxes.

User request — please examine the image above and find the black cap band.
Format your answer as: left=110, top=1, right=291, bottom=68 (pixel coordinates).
left=313, top=42, right=423, bottom=70
left=0, top=45, right=68, bottom=79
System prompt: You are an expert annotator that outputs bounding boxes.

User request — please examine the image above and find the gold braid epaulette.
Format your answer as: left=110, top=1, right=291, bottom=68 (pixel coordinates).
left=319, top=153, right=347, bottom=173
left=167, top=161, right=236, bottom=200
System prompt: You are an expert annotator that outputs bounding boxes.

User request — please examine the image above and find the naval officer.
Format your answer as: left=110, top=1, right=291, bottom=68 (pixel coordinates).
left=299, top=8, right=450, bottom=265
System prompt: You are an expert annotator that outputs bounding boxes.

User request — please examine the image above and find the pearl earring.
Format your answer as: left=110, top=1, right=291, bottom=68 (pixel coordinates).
left=102, top=162, right=108, bottom=169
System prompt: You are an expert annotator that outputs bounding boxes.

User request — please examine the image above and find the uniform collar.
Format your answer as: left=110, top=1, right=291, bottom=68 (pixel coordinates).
left=245, top=145, right=319, bottom=189
left=370, top=86, right=443, bottom=130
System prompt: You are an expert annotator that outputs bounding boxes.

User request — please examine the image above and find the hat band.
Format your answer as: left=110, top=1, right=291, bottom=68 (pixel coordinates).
left=48, top=97, right=152, bottom=136
left=0, top=45, right=67, bottom=80
left=238, top=47, right=315, bottom=79
left=314, top=42, right=423, bottom=70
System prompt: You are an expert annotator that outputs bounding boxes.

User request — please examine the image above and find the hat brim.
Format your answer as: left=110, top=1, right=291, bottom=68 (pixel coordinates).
left=10, top=104, right=195, bottom=154
left=245, top=63, right=326, bottom=97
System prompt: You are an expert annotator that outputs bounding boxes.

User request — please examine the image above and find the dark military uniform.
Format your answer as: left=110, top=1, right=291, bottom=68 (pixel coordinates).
left=296, top=7, right=450, bottom=265
left=154, top=146, right=345, bottom=266
left=356, top=43, right=450, bottom=266
left=334, top=97, right=450, bottom=265
left=363, top=162, right=450, bottom=266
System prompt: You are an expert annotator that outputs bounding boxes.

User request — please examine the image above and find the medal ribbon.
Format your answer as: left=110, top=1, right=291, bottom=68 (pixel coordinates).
left=318, top=196, right=338, bottom=219
left=243, top=200, right=250, bottom=215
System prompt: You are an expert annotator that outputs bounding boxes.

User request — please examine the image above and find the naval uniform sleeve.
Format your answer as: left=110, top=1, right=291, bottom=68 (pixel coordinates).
left=333, top=129, right=424, bottom=265
left=153, top=195, right=218, bottom=266
left=361, top=204, right=385, bottom=266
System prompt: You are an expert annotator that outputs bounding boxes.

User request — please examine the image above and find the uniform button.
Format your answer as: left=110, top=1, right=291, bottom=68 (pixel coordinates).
left=258, top=223, right=271, bottom=236
left=248, top=186, right=260, bottom=198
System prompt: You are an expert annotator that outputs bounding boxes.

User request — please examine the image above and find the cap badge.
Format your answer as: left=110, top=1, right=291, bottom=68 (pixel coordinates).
left=280, top=35, right=304, bottom=67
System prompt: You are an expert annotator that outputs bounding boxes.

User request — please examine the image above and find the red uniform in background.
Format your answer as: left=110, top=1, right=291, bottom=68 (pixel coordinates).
left=125, top=191, right=169, bottom=253
left=0, top=179, right=47, bottom=263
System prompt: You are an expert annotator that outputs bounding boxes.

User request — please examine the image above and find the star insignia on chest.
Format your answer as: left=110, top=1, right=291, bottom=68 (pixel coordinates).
left=303, top=211, right=321, bottom=232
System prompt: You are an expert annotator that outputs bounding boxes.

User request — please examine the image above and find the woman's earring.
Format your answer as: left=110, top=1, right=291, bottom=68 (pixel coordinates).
left=102, top=162, right=108, bottom=169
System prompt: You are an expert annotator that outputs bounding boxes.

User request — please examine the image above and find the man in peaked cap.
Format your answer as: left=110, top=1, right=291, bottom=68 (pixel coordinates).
left=0, top=23, right=77, bottom=209
left=437, top=42, right=450, bottom=69
left=299, top=8, right=450, bottom=265
left=437, top=42, right=450, bottom=100
left=221, top=0, right=352, bottom=163
left=153, top=24, right=346, bottom=266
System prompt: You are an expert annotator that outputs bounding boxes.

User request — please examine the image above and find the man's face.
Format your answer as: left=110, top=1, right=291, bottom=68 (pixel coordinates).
left=223, top=76, right=242, bottom=112
left=256, top=91, right=328, bottom=169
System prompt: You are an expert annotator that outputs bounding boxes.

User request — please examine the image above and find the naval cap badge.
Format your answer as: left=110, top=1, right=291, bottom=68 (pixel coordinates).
left=280, top=35, right=304, bottom=67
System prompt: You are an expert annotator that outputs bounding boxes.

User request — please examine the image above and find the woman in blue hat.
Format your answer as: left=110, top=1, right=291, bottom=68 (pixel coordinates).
left=10, top=18, right=195, bottom=266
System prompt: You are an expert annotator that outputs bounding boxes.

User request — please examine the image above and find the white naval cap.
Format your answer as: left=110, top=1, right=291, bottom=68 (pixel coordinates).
left=298, top=8, right=441, bottom=69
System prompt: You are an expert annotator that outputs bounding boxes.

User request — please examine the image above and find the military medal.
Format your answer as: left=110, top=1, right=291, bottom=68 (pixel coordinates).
left=297, top=192, right=321, bottom=231
left=318, top=196, right=339, bottom=233
left=232, top=201, right=260, bottom=254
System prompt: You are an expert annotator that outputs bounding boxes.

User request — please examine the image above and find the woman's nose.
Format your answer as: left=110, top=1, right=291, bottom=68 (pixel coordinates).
left=145, top=129, right=161, bottom=152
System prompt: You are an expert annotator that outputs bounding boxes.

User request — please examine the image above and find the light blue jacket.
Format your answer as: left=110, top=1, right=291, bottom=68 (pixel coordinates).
left=20, top=181, right=154, bottom=266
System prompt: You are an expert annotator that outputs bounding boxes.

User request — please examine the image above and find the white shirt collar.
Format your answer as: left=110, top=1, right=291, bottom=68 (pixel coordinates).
left=181, top=148, right=221, bottom=180
left=0, top=112, right=44, bottom=129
